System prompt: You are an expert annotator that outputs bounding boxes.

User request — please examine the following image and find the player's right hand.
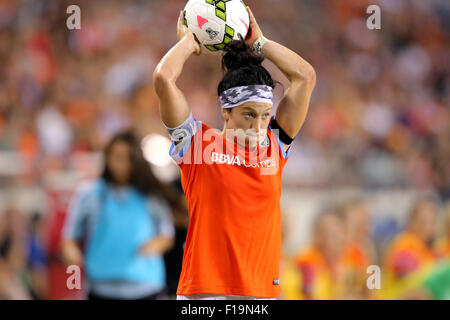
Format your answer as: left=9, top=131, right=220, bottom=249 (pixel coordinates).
left=245, top=7, right=263, bottom=47
left=177, top=11, right=202, bottom=56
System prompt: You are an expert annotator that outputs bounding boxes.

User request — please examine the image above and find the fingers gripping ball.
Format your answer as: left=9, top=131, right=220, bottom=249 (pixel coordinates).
left=184, top=0, right=250, bottom=54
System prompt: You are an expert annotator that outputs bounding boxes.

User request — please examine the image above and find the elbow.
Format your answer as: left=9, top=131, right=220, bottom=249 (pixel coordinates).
left=152, top=70, right=171, bottom=95
left=152, top=67, right=167, bottom=84
left=305, top=66, right=316, bottom=84
left=291, top=64, right=316, bottom=86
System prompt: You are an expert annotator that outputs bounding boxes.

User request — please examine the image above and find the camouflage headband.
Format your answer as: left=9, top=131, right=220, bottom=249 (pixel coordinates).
left=219, top=85, right=274, bottom=109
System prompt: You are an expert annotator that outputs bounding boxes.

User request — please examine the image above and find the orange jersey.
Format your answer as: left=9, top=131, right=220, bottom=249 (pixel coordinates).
left=380, top=232, right=436, bottom=299
left=296, top=246, right=358, bottom=300
left=171, top=119, right=290, bottom=298
left=295, top=245, right=367, bottom=300
left=384, top=231, right=435, bottom=279
left=341, top=242, right=372, bottom=298
left=342, top=242, right=370, bottom=271
left=295, top=246, right=332, bottom=299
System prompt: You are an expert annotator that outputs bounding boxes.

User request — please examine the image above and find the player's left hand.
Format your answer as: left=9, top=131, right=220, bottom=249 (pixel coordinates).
left=245, top=7, right=263, bottom=47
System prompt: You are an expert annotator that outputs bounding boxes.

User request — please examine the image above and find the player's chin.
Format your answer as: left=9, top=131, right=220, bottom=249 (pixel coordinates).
left=246, top=135, right=260, bottom=148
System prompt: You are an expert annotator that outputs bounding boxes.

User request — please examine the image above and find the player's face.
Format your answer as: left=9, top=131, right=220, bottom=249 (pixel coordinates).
left=222, top=102, right=272, bottom=148
left=107, top=141, right=132, bottom=185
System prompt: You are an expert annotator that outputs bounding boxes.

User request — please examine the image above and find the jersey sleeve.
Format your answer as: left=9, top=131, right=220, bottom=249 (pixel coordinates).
left=166, top=111, right=202, bottom=166
left=63, top=180, right=98, bottom=241
left=147, top=196, right=175, bottom=238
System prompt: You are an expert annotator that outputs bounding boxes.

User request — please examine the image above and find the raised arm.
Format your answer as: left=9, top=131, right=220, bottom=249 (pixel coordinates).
left=152, top=11, right=201, bottom=128
left=246, top=8, right=316, bottom=139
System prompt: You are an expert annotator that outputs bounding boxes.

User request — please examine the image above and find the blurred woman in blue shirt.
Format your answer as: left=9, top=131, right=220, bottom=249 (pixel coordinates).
left=62, top=130, right=181, bottom=300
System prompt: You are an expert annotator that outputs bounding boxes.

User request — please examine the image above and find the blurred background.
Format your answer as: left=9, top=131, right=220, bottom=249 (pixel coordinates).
left=0, top=0, right=449, bottom=299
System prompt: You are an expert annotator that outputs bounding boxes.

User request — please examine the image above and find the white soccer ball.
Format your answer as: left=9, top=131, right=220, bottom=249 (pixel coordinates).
left=183, top=0, right=250, bottom=54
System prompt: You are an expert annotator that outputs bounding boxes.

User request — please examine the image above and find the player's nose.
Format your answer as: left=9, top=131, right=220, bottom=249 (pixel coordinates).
left=251, top=117, right=264, bottom=133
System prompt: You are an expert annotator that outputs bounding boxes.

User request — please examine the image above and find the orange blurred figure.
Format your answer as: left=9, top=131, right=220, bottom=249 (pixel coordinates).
left=339, top=199, right=377, bottom=299
left=382, top=198, right=439, bottom=299
left=294, top=209, right=348, bottom=299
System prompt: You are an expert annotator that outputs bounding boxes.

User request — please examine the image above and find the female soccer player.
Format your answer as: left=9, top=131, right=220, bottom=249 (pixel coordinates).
left=153, top=7, right=316, bottom=300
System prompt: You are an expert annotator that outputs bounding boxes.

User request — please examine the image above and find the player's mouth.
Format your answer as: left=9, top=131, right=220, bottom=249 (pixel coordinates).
left=246, top=131, right=267, bottom=141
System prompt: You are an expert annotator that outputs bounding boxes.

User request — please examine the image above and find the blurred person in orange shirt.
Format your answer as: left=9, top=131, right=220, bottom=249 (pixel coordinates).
left=280, top=208, right=305, bottom=300
left=433, top=203, right=450, bottom=260
left=281, top=200, right=375, bottom=300
left=294, top=209, right=348, bottom=299
left=381, top=198, right=439, bottom=299
left=338, top=199, right=377, bottom=299
left=280, top=257, right=304, bottom=300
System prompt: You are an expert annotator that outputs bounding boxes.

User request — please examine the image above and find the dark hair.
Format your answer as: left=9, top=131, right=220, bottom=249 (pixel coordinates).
left=101, top=130, right=185, bottom=212
left=218, top=37, right=277, bottom=108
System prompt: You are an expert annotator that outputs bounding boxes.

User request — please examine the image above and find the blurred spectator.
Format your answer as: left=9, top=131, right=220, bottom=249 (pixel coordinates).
left=0, top=0, right=448, bottom=192
left=293, top=204, right=377, bottom=299
left=24, top=212, right=48, bottom=299
left=294, top=209, right=347, bottom=299
left=0, top=208, right=31, bottom=299
left=420, top=259, right=450, bottom=300
left=61, top=130, right=180, bottom=300
left=162, top=176, right=190, bottom=299
left=36, top=105, right=73, bottom=157
left=280, top=258, right=304, bottom=300
left=396, top=259, right=450, bottom=300
left=381, top=198, right=439, bottom=299
left=280, top=208, right=305, bottom=300
left=433, top=202, right=450, bottom=260
left=338, top=199, right=377, bottom=299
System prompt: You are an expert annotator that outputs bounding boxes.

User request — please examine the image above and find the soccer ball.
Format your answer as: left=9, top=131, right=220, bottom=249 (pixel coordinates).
left=183, top=0, right=250, bottom=54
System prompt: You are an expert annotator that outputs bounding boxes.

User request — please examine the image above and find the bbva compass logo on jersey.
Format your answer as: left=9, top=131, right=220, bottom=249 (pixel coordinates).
left=211, top=152, right=276, bottom=169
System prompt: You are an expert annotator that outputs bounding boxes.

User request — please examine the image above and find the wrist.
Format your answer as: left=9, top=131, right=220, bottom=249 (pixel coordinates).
left=253, top=35, right=268, bottom=54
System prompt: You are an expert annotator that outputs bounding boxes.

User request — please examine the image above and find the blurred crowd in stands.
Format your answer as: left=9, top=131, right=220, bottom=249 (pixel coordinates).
left=0, top=0, right=448, bottom=299
left=281, top=197, right=450, bottom=300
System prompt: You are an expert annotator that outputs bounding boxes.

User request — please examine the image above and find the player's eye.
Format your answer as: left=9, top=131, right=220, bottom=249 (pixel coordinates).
left=243, top=113, right=254, bottom=118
